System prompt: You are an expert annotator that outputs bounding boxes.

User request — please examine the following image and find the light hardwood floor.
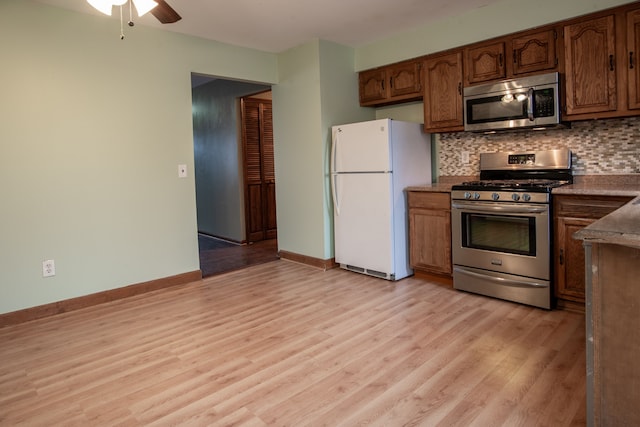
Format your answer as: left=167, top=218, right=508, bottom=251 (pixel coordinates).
left=0, top=260, right=586, bottom=426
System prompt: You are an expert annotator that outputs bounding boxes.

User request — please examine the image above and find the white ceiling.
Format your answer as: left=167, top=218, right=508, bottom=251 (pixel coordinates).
left=36, top=0, right=503, bottom=53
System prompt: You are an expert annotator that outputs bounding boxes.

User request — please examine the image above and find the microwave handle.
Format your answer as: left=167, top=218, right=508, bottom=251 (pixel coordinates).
left=527, top=87, right=534, bottom=121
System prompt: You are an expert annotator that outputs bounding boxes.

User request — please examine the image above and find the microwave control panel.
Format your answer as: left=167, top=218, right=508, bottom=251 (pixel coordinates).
left=534, top=88, right=555, bottom=117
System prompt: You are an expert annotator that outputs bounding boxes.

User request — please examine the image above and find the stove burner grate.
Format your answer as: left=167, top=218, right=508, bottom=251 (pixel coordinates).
left=459, top=179, right=570, bottom=190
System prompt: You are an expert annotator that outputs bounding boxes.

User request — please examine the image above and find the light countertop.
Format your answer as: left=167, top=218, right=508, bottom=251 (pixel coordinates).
left=558, top=175, right=640, bottom=248
left=574, top=197, right=640, bottom=248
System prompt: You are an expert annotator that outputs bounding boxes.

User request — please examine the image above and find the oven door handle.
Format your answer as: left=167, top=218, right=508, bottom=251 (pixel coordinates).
left=451, top=202, right=548, bottom=215
left=454, top=266, right=548, bottom=288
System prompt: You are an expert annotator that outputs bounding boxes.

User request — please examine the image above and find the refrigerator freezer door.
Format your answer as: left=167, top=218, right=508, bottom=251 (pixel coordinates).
left=333, top=172, right=394, bottom=277
left=332, top=119, right=392, bottom=173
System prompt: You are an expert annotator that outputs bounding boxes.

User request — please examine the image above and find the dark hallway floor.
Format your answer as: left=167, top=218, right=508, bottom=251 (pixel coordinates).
left=198, top=234, right=279, bottom=277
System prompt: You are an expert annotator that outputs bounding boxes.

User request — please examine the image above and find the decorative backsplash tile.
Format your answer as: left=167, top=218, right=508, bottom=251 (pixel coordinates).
left=438, top=117, right=640, bottom=176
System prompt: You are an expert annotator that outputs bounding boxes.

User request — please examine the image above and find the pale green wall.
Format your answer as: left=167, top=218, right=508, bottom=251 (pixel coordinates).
left=271, top=41, right=324, bottom=259
left=0, top=0, right=277, bottom=314
left=272, top=40, right=372, bottom=261
left=356, top=0, right=637, bottom=70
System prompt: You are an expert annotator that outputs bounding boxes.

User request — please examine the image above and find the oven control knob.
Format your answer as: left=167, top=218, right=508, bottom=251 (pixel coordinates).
left=522, top=193, right=532, bottom=202
left=473, top=192, right=481, bottom=200
left=511, top=193, right=521, bottom=201
left=491, top=192, right=500, bottom=201
left=463, top=191, right=472, bottom=199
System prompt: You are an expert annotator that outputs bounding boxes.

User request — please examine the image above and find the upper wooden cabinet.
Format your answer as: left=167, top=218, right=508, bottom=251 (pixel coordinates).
left=358, top=3, right=640, bottom=124
left=626, top=7, right=640, bottom=110
left=563, top=5, right=640, bottom=120
left=564, top=15, right=617, bottom=116
left=464, top=41, right=506, bottom=85
left=464, top=28, right=560, bottom=86
left=358, top=68, right=387, bottom=105
left=358, top=59, right=422, bottom=107
left=511, top=29, right=559, bottom=75
left=423, top=51, right=464, bottom=132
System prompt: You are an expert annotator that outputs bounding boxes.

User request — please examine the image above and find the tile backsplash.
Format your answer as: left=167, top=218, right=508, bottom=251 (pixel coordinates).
left=438, top=117, right=640, bottom=177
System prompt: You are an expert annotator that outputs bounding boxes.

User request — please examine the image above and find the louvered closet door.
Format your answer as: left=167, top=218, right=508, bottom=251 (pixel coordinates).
left=242, top=98, right=277, bottom=242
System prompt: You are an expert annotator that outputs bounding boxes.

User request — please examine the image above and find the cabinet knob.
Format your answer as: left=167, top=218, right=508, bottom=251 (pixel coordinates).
left=630, top=52, right=635, bottom=70
left=559, top=248, right=564, bottom=266
left=609, top=54, right=615, bottom=71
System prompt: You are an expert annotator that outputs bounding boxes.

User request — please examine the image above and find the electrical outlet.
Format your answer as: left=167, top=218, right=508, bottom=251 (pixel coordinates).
left=42, top=259, right=55, bottom=277
left=178, top=164, right=187, bottom=178
left=461, top=151, right=470, bottom=164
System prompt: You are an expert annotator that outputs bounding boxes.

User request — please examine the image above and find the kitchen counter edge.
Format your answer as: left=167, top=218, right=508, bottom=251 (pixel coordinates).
left=405, top=183, right=456, bottom=193
left=563, top=176, right=640, bottom=248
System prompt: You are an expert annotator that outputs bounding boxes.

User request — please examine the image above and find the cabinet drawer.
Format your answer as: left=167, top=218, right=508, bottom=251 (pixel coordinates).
left=554, top=195, right=633, bottom=219
left=408, top=192, right=451, bottom=210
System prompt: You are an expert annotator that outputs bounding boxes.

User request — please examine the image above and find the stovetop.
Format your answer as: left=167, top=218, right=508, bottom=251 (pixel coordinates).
left=453, top=178, right=570, bottom=192
left=453, top=149, right=574, bottom=194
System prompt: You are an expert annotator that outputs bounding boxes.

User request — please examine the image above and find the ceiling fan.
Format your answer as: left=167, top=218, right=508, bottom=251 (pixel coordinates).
left=87, top=0, right=181, bottom=38
left=148, top=0, right=181, bottom=24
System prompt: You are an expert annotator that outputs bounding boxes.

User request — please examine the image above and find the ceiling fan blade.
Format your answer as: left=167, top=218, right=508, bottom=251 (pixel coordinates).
left=149, top=0, right=182, bottom=23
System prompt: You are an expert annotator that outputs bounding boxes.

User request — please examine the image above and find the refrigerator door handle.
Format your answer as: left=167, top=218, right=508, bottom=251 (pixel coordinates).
left=331, top=129, right=341, bottom=215
left=331, top=128, right=340, bottom=173
left=331, top=173, right=340, bottom=215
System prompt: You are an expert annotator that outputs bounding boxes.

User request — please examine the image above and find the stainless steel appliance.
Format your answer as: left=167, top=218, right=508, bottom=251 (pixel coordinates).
left=463, top=72, right=564, bottom=132
left=451, top=149, right=572, bottom=309
left=331, top=119, right=431, bottom=280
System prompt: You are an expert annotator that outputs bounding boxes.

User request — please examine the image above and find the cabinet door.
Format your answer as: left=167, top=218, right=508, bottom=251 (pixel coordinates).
left=511, top=29, right=558, bottom=75
left=465, top=41, right=506, bottom=85
left=359, top=68, right=387, bottom=105
left=555, top=216, right=594, bottom=303
left=627, top=8, right=640, bottom=110
left=423, top=52, right=464, bottom=132
left=409, top=208, right=452, bottom=275
left=387, top=61, right=422, bottom=99
left=564, top=15, right=617, bottom=115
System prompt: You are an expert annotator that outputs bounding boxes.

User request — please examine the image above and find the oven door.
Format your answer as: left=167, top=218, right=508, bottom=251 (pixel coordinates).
left=451, top=200, right=550, bottom=280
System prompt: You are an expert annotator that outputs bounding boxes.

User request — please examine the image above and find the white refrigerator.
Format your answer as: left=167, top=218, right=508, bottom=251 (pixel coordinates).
left=331, top=118, right=431, bottom=280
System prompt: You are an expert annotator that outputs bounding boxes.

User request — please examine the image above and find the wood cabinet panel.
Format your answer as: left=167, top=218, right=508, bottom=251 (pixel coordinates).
left=408, top=192, right=452, bottom=277
left=556, top=217, right=593, bottom=302
left=564, top=15, right=617, bottom=116
left=511, top=29, right=558, bottom=75
left=553, top=194, right=633, bottom=310
left=388, top=61, right=422, bottom=99
left=358, top=60, right=422, bottom=107
left=423, top=52, right=464, bottom=132
left=359, top=68, right=387, bottom=105
left=627, top=8, right=640, bottom=110
left=465, top=41, right=506, bottom=85
left=408, top=192, right=450, bottom=210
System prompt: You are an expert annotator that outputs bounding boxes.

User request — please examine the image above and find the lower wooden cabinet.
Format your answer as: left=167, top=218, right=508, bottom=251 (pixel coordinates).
left=554, top=194, right=633, bottom=310
left=408, top=191, right=452, bottom=279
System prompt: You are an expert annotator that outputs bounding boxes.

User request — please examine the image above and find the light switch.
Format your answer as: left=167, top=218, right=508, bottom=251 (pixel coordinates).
left=178, top=164, right=187, bottom=178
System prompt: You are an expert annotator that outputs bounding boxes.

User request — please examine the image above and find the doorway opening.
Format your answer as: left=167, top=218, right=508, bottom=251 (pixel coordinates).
left=191, top=75, right=278, bottom=277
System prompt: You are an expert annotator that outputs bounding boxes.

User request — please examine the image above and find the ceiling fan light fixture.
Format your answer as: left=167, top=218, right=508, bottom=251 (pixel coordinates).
left=87, top=0, right=115, bottom=15
left=132, top=0, right=158, bottom=16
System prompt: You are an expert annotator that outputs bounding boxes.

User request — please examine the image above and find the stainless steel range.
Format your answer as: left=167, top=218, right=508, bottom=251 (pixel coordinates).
left=451, top=149, right=572, bottom=309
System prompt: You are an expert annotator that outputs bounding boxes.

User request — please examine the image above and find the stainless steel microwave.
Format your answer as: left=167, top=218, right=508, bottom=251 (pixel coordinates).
left=463, top=72, right=563, bottom=132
